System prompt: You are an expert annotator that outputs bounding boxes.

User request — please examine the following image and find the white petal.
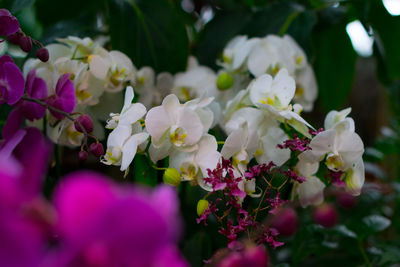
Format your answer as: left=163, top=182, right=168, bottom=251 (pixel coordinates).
left=121, top=86, right=135, bottom=114
left=296, top=176, right=326, bottom=208
left=89, top=54, right=110, bottom=79
left=221, top=127, right=245, bottom=159
left=120, top=103, right=147, bottom=125
left=120, top=136, right=139, bottom=171
left=163, top=94, right=181, bottom=123
left=177, top=108, right=204, bottom=145
left=107, top=124, right=132, bottom=147
left=149, top=142, right=171, bottom=163
left=337, top=131, right=364, bottom=169
left=296, top=159, right=319, bottom=177
left=249, top=74, right=273, bottom=106
left=256, top=126, right=290, bottom=166
left=345, top=158, right=365, bottom=196
left=272, top=68, right=296, bottom=108
left=145, top=106, right=171, bottom=142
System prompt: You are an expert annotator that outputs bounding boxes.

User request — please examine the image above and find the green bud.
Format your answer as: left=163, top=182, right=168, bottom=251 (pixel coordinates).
left=217, top=72, right=234, bottom=91
left=197, top=199, right=209, bottom=216
left=163, top=168, right=181, bottom=186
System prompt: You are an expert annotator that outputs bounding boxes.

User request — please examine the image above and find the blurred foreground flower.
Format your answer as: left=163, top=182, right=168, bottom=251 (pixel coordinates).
left=0, top=128, right=187, bottom=267
left=46, top=172, right=187, bottom=267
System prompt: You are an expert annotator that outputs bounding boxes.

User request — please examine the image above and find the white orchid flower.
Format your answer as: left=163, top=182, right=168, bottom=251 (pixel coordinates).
left=106, top=86, right=147, bottom=129
left=247, top=35, right=296, bottom=77
left=221, top=122, right=257, bottom=173
left=249, top=69, right=295, bottom=111
left=282, top=35, right=307, bottom=70
left=101, top=123, right=149, bottom=172
left=169, top=134, right=221, bottom=189
left=324, top=107, right=355, bottom=131
left=292, top=159, right=326, bottom=208
left=294, top=176, right=326, bottom=208
left=89, top=48, right=136, bottom=92
left=220, top=35, right=260, bottom=71
left=172, top=65, right=218, bottom=102
left=145, top=94, right=205, bottom=162
left=299, top=121, right=364, bottom=172
left=184, top=97, right=215, bottom=132
left=344, top=158, right=365, bottom=196
left=256, top=126, right=290, bottom=166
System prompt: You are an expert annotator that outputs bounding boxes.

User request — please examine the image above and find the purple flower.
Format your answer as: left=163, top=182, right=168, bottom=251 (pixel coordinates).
left=48, top=172, right=187, bottom=267
left=330, top=170, right=346, bottom=187
left=0, top=55, right=24, bottom=105
left=0, top=126, right=52, bottom=198
left=0, top=130, right=53, bottom=267
left=17, top=70, right=48, bottom=121
left=46, top=73, right=75, bottom=120
left=258, top=228, right=284, bottom=249
left=277, top=134, right=311, bottom=152
left=0, top=9, right=19, bottom=37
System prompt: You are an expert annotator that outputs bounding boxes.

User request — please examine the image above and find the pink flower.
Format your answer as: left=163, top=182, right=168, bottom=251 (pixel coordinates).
left=0, top=55, right=24, bottom=105
left=46, top=73, right=75, bottom=120
left=18, top=70, right=47, bottom=121
left=0, top=9, right=19, bottom=37
left=48, top=172, right=187, bottom=267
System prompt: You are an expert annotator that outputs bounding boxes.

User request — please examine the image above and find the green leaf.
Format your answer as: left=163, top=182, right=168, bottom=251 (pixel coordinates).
left=35, top=0, right=100, bottom=27
left=362, top=214, right=391, bottom=233
left=241, top=2, right=297, bottom=37
left=107, top=0, right=189, bottom=73
left=11, top=0, right=35, bottom=13
left=183, top=232, right=212, bottom=267
left=286, top=9, right=317, bottom=58
left=313, top=22, right=357, bottom=111
left=334, top=225, right=357, bottom=239
left=131, top=154, right=158, bottom=186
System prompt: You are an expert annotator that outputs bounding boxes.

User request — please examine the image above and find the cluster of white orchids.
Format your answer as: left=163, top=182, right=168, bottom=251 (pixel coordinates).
left=23, top=34, right=365, bottom=207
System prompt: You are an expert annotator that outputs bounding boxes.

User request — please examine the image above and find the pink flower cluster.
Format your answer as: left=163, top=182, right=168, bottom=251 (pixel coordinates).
left=0, top=128, right=188, bottom=267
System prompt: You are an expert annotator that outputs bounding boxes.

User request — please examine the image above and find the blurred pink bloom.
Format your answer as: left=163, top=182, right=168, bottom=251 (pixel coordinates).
left=0, top=55, right=24, bottom=105
left=47, top=172, right=187, bottom=267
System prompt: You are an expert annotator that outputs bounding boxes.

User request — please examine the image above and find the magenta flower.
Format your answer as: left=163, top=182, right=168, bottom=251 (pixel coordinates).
left=46, top=73, right=76, bottom=120
left=0, top=55, right=24, bottom=105
left=0, top=9, right=19, bottom=37
left=47, top=172, right=187, bottom=267
left=0, top=126, right=52, bottom=197
left=0, top=130, right=53, bottom=267
left=17, top=70, right=48, bottom=121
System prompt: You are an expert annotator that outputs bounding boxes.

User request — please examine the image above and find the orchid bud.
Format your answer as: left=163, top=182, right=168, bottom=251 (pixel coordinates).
left=219, top=253, right=244, bottom=267
left=78, top=150, right=88, bottom=161
left=217, top=72, right=234, bottom=91
left=89, top=143, right=104, bottom=157
left=197, top=199, right=209, bottom=216
left=163, top=168, right=181, bottom=186
left=271, top=207, right=298, bottom=236
left=7, top=32, right=21, bottom=45
left=336, top=191, right=356, bottom=209
left=36, top=48, right=49, bottom=62
left=243, top=245, right=269, bottom=267
left=74, top=114, right=94, bottom=133
left=312, top=203, right=338, bottom=228
left=19, top=35, right=32, bottom=52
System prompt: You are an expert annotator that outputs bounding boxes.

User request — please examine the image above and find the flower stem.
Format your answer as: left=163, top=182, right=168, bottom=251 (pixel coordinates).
left=21, top=96, right=89, bottom=146
left=358, top=240, right=372, bottom=267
